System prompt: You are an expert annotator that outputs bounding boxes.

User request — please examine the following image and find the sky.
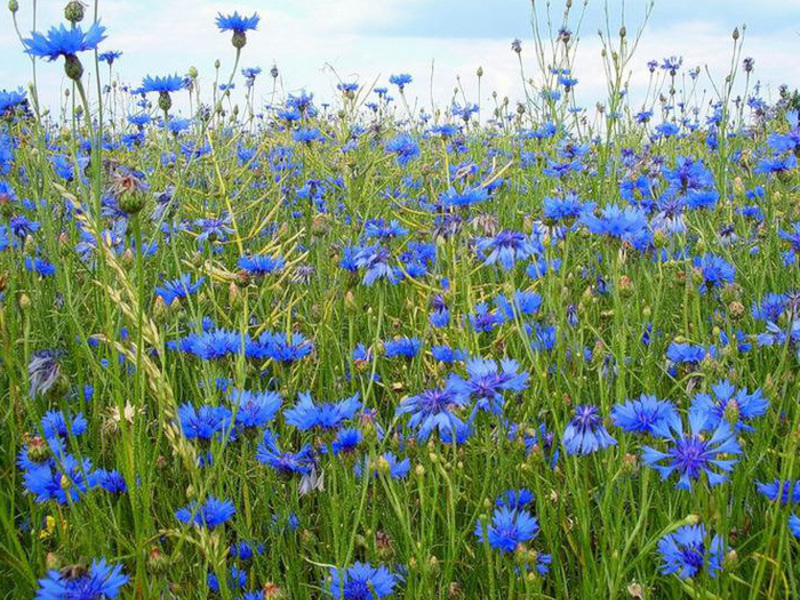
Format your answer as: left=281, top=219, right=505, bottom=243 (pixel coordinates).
left=1, top=0, right=799, bottom=117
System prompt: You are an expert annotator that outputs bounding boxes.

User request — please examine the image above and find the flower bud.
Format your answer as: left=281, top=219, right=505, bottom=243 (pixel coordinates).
left=8, top=0, right=18, bottom=14
left=64, top=55, right=84, bottom=81
left=64, top=0, right=86, bottom=24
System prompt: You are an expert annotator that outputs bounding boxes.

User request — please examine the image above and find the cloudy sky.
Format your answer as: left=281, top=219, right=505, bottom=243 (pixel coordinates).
left=1, top=0, right=798, bottom=116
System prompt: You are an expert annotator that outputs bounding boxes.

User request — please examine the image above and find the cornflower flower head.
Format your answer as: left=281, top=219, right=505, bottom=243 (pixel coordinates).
left=175, top=496, right=235, bottom=529
left=176, top=403, right=233, bottom=441
left=476, top=230, right=541, bottom=271
left=495, top=489, right=535, bottom=510
left=447, top=357, right=528, bottom=415
left=396, top=386, right=469, bottom=442
left=385, top=133, right=419, bottom=166
left=216, top=12, right=260, bottom=48
left=790, top=515, right=800, bottom=538
left=140, top=74, right=185, bottom=112
left=562, top=405, right=616, bottom=455
left=35, top=559, right=128, bottom=600
left=611, top=395, right=678, bottom=434
left=383, top=337, right=421, bottom=358
left=238, top=254, right=286, bottom=276
left=692, top=254, right=735, bottom=293
left=657, top=524, right=726, bottom=579
left=229, top=389, right=282, bottom=430
left=154, top=273, right=205, bottom=305
left=283, top=392, right=362, bottom=431
left=256, top=430, right=314, bottom=476
left=642, top=412, right=741, bottom=490
left=326, top=562, right=400, bottom=599
left=389, top=73, right=412, bottom=91
left=689, top=380, right=768, bottom=432
left=23, top=454, right=97, bottom=504
left=41, top=411, right=87, bottom=440
left=23, top=22, right=107, bottom=80
left=475, top=506, right=540, bottom=552
left=756, top=479, right=800, bottom=504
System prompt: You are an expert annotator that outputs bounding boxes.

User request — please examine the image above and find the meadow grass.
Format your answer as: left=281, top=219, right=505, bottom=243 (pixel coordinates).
left=1, top=1, right=800, bottom=599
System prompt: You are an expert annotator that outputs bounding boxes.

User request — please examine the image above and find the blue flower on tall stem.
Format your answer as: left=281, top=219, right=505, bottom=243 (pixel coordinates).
left=642, top=412, right=741, bottom=490
left=35, top=559, right=128, bottom=600
left=23, top=22, right=107, bottom=81
left=657, top=524, right=726, bottom=579
left=326, top=562, right=399, bottom=599
left=562, top=405, right=616, bottom=455
left=475, top=505, right=540, bottom=552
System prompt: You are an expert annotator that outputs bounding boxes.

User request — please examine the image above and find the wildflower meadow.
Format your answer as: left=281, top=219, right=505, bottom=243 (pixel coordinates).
left=1, top=1, right=800, bottom=599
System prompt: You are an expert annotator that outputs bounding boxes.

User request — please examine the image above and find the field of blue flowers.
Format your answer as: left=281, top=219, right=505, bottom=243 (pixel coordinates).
left=2, top=1, right=800, bottom=599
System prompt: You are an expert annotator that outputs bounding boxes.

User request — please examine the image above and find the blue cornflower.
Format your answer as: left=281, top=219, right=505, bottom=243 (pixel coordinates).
left=229, top=389, right=282, bottom=429
left=642, top=412, right=741, bottom=490
left=692, top=254, right=735, bottom=292
left=216, top=12, right=260, bottom=33
left=396, top=386, right=469, bottom=442
left=24, top=454, right=97, bottom=504
left=283, top=392, right=362, bottom=431
left=610, top=395, right=678, bottom=434
left=756, top=480, right=800, bottom=504
left=440, top=187, right=489, bottom=208
left=542, top=192, right=590, bottom=222
left=237, top=254, right=285, bottom=275
left=208, top=566, right=246, bottom=593
left=0, top=88, right=27, bottom=115
left=293, top=127, right=323, bottom=144
left=364, top=219, right=408, bottom=240
left=752, top=293, right=787, bottom=322
left=95, top=469, right=128, bottom=494
left=25, top=256, right=56, bottom=277
left=475, top=506, right=540, bottom=552
left=389, top=73, right=413, bottom=91
left=689, top=380, right=768, bottom=432
left=155, top=274, right=205, bottom=305
left=140, top=74, right=185, bottom=94
left=253, top=331, right=313, bottom=364
left=581, top=204, right=648, bottom=240
left=170, top=328, right=244, bottom=360
left=562, top=405, right=616, bottom=455
left=495, top=489, right=535, bottom=510
left=385, top=133, right=419, bottom=166
left=447, top=358, right=528, bottom=415
left=666, top=341, right=709, bottom=375
left=23, top=22, right=107, bottom=80
left=468, top=303, right=505, bottom=334
left=755, top=154, right=796, bottom=175
left=256, top=430, right=314, bottom=476
left=431, top=345, right=468, bottom=364
left=495, top=291, right=542, bottom=320
left=9, top=215, right=40, bottom=238
left=384, top=337, right=421, bottom=358
left=35, top=559, right=128, bottom=600
left=176, top=496, right=235, bottom=529
left=657, top=524, right=726, bottom=579
left=98, top=50, right=122, bottom=65
left=330, top=428, right=363, bottom=454
left=41, top=411, right=87, bottom=440
left=476, top=231, right=541, bottom=271
left=779, top=223, right=800, bottom=265
left=326, top=562, right=399, bottom=599
left=790, top=515, right=800, bottom=538
left=176, top=403, right=233, bottom=441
